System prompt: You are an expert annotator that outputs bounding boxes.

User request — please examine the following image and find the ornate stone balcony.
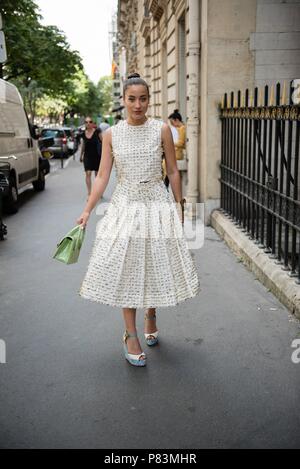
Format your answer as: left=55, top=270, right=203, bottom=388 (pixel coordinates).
left=139, top=14, right=151, bottom=38
left=145, top=0, right=167, bottom=21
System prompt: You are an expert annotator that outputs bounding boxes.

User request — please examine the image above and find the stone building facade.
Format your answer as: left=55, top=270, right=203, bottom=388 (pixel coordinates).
left=117, top=0, right=300, bottom=225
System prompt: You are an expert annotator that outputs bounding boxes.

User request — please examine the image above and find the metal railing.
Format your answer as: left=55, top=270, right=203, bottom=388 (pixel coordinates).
left=219, top=81, right=300, bottom=284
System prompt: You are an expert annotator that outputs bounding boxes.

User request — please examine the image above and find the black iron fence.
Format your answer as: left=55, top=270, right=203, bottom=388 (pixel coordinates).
left=219, top=81, right=300, bottom=284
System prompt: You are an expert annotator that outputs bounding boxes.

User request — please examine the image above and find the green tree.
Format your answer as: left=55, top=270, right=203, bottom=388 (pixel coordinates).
left=36, top=95, right=67, bottom=124
left=97, top=76, right=113, bottom=117
left=1, top=1, right=113, bottom=123
left=1, top=0, right=83, bottom=120
left=63, top=68, right=102, bottom=118
left=17, top=79, right=44, bottom=122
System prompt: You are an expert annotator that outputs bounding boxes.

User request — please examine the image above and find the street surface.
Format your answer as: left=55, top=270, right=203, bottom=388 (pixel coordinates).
left=0, top=152, right=300, bottom=449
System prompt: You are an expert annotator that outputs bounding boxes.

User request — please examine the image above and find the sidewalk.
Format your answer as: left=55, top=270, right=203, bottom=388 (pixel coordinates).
left=211, top=209, right=300, bottom=320
left=0, top=157, right=299, bottom=449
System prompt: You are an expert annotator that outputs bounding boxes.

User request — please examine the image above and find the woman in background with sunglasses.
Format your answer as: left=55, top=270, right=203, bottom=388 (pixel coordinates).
left=80, top=117, right=102, bottom=199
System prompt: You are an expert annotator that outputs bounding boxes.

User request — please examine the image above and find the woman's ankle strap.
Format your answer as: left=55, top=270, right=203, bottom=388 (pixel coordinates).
left=144, top=314, right=156, bottom=320
left=124, top=330, right=137, bottom=338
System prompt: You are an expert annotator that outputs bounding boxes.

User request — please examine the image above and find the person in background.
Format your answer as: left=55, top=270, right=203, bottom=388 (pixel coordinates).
left=170, top=123, right=179, bottom=145
left=80, top=117, right=102, bottom=200
left=169, top=109, right=186, bottom=160
left=162, top=109, right=186, bottom=188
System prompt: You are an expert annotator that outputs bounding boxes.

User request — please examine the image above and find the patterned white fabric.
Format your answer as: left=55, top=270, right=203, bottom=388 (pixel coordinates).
left=78, top=117, right=201, bottom=308
left=170, top=125, right=179, bottom=143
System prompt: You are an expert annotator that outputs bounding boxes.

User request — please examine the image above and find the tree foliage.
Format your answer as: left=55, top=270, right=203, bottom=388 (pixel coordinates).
left=97, top=76, right=113, bottom=117
left=0, top=0, right=113, bottom=121
left=1, top=0, right=82, bottom=95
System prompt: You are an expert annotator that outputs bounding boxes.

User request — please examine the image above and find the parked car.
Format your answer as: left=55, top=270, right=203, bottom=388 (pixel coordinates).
left=37, top=136, right=54, bottom=166
left=0, top=78, right=48, bottom=214
left=0, top=162, right=9, bottom=239
left=39, top=128, right=69, bottom=158
left=61, top=126, right=78, bottom=154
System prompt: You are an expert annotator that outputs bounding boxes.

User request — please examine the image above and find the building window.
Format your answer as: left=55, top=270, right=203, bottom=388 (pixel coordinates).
left=162, top=41, right=168, bottom=121
left=178, top=13, right=187, bottom=121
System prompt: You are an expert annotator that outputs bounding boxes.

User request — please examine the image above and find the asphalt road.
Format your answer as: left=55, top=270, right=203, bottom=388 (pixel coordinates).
left=0, top=154, right=300, bottom=449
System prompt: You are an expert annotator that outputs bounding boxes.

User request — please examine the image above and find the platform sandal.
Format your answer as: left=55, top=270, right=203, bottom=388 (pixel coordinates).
left=123, top=330, right=147, bottom=367
left=144, top=313, right=159, bottom=346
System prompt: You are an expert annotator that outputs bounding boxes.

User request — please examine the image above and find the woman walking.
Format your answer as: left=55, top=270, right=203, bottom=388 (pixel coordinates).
left=80, top=116, right=102, bottom=198
left=76, top=73, right=201, bottom=367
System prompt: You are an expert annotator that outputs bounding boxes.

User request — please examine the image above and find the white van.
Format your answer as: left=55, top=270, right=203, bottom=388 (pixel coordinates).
left=0, top=78, right=47, bottom=214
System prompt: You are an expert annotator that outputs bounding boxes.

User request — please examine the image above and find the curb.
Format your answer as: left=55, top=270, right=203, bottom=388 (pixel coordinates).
left=211, top=209, right=300, bottom=320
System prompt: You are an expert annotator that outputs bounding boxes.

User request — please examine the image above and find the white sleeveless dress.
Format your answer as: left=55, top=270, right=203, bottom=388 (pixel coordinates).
left=78, top=117, right=201, bottom=308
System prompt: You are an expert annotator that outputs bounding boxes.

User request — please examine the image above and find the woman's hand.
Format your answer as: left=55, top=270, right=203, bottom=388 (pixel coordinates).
left=76, top=210, right=90, bottom=228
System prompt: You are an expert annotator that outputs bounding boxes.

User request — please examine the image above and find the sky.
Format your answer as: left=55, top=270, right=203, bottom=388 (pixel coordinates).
left=36, top=0, right=118, bottom=84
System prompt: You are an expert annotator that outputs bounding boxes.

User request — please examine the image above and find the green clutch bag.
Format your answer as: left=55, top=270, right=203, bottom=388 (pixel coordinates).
left=53, top=224, right=86, bottom=264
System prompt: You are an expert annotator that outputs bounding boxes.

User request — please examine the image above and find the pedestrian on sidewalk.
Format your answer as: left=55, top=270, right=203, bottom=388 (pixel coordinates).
left=169, top=109, right=186, bottom=161
left=80, top=116, right=102, bottom=199
left=76, top=73, right=201, bottom=367
left=162, top=109, right=185, bottom=190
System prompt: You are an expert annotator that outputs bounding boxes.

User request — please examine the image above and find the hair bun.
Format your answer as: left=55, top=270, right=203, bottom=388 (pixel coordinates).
left=127, top=72, right=141, bottom=79
left=174, top=109, right=179, bottom=113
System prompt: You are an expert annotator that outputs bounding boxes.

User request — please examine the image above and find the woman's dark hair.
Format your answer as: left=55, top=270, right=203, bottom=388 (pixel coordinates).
left=168, top=109, right=183, bottom=122
left=123, top=72, right=150, bottom=98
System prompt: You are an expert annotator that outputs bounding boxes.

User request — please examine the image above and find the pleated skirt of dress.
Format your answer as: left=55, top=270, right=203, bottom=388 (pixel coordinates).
left=78, top=179, right=201, bottom=308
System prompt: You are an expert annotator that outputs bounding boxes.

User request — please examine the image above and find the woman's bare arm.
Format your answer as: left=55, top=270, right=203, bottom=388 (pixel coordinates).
left=76, top=129, right=113, bottom=226
left=161, top=123, right=182, bottom=203
left=80, top=138, right=85, bottom=162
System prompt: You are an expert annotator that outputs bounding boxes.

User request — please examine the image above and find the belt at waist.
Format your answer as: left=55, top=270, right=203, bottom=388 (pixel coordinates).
left=117, top=175, right=163, bottom=184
